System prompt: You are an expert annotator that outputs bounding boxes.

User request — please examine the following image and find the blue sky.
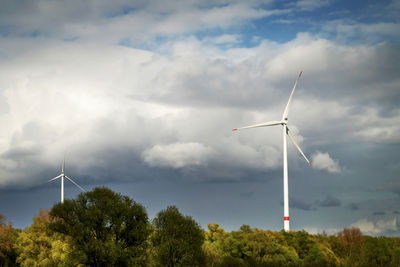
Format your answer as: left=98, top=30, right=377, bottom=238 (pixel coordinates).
left=0, top=0, right=399, bottom=236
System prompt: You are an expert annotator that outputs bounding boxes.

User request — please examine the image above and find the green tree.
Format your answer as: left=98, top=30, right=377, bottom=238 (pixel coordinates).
left=218, top=226, right=299, bottom=267
left=390, top=246, right=400, bottom=267
left=202, top=241, right=221, bottom=267
left=16, top=209, right=82, bottom=267
left=360, top=236, right=392, bottom=267
left=203, top=223, right=226, bottom=267
left=49, top=187, right=150, bottom=267
left=302, top=243, right=339, bottom=267
left=0, top=214, right=18, bottom=267
left=205, top=223, right=226, bottom=243
left=152, top=206, right=205, bottom=267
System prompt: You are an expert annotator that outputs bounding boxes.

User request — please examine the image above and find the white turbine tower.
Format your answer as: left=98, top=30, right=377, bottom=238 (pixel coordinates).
left=48, top=158, right=85, bottom=203
left=233, top=71, right=312, bottom=231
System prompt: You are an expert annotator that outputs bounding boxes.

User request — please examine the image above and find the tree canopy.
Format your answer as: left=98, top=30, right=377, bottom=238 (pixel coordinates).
left=15, top=209, right=82, bottom=267
left=1, top=187, right=400, bottom=267
left=49, top=187, right=150, bottom=267
left=152, top=206, right=205, bottom=267
left=0, top=214, right=17, bottom=267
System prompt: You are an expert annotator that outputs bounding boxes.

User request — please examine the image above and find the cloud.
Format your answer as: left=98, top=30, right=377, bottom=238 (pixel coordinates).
left=205, top=34, right=242, bottom=44
left=311, top=151, right=341, bottom=173
left=281, top=198, right=314, bottom=211
left=377, top=181, right=400, bottom=196
left=316, top=195, right=341, bottom=207
left=295, top=0, right=331, bottom=11
left=350, top=216, right=399, bottom=236
left=142, top=142, right=216, bottom=169
left=348, top=203, right=359, bottom=210
left=324, top=20, right=400, bottom=43
left=0, top=0, right=279, bottom=43
left=302, top=226, right=340, bottom=235
left=353, top=108, right=400, bottom=144
left=0, top=33, right=397, bottom=187
left=0, top=8, right=398, bottom=190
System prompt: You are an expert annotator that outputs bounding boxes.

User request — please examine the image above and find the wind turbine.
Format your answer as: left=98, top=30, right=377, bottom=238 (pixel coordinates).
left=233, top=71, right=312, bottom=231
left=48, top=158, right=85, bottom=203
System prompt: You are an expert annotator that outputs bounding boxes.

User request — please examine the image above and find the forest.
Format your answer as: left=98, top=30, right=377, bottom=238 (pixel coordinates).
left=1, top=187, right=399, bottom=267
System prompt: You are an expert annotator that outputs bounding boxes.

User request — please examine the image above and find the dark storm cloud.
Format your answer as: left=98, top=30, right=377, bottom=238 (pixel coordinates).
left=348, top=203, right=359, bottom=210
left=136, top=40, right=400, bottom=114
left=315, top=195, right=341, bottom=207
left=281, top=198, right=314, bottom=211
left=240, top=191, right=255, bottom=198
left=2, top=146, right=41, bottom=160
left=372, top=211, right=385, bottom=216
left=378, top=181, right=400, bottom=196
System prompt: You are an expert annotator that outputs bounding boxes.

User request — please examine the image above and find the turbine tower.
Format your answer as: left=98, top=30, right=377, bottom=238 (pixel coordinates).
left=48, top=158, right=85, bottom=203
left=233, top=71, right=312, bottom=231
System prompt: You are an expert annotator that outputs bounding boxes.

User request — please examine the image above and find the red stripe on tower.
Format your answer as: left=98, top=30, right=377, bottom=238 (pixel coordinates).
left=284, top=216, right=290, bottom=221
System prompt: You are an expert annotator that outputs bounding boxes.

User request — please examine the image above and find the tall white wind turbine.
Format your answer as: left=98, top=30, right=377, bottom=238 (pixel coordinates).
left=48, top=158, right=85, bottom=203
left=233, top=71, right=312, bottom=231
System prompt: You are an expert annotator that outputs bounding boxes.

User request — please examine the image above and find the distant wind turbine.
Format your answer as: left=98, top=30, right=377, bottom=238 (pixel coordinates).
left=233, top=71, right=312, bottom=231
left=48, top=158, right=85, bottom=203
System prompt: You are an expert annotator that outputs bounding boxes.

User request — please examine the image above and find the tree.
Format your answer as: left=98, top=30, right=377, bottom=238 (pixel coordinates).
left=49, top=187, right=150, bottom=267
left=205, top=223, right=226, bottom=243
left=217, top=226, right=299, bottom=267
left=16, top=209, right=82, bottom=267
left=152, top=206, right=205, bottom=267
left=302, top=244, right=340, bottom=267
left=0, top=214, right=18, bottom=267
left=203, top=223, right=226, bottom=267
left=337, top=227, right=364, bottom=265
left=360, top=236, right=392, bottom=267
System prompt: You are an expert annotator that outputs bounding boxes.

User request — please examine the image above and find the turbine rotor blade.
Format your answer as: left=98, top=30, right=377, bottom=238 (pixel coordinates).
left=233, top=121, right=283, bottom=131
left=48, top=174, right=62, bottom=182
left=282, top=71, right=302, bottom=121
left=65, top=176, right=85, bottom=192
left=286, top=128, right=312, bottom=167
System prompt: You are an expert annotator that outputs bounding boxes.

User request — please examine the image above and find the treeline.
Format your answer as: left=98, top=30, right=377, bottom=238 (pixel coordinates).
left=1, top=187, right=400, bottom=267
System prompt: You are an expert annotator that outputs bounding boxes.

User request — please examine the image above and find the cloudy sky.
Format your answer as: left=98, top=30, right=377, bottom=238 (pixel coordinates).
left=0, top=0, right=399, bottom=236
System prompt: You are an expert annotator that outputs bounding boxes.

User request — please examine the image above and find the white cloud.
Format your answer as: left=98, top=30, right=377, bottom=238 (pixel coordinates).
left=206, top=34, right=242, bottom=44
left=311, top=151, right=341, bottom=173
left=353, top=108, right=400, bottom=144
left=350, top=217, right=399, bottom=236
left=296, top=0, right=331, bottom=11
left=0, top=25, right=398, bottom=186
left=0, top=1, right=279, bottom=43
left=302, top=226, right=340, bottom=235
left=142, top=142, right=216, bottom=168
left=323, top=20, right=400, bottom=43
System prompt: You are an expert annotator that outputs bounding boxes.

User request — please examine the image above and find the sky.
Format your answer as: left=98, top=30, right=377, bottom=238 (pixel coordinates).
left=0, top=0, right=399, bottom=236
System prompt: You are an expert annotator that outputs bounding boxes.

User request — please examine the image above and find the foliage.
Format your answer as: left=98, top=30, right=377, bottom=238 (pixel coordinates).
left=337, top=227, right=365, bottom=266
left=0, top=214, right=18, bottom=267
left=206, top=225, right=300, bottom=267
left=2, top=186, right=400, bottom=267
left=152, top=206, right=205, bottom=267
left=49, top=187, right=150, bottom=267
left=359, top=236, right=397, bottom=267
left=15, top=209, right=83, bottom=267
